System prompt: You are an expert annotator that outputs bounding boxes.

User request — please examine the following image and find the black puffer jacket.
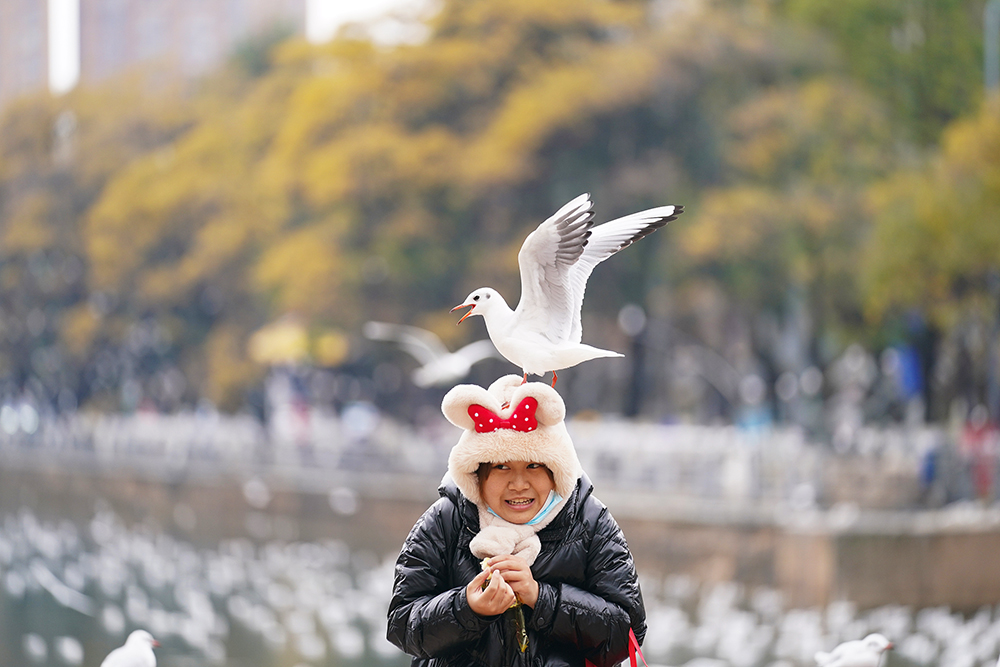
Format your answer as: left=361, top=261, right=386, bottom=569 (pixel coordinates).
left=387, top=473, right=645, bottom=667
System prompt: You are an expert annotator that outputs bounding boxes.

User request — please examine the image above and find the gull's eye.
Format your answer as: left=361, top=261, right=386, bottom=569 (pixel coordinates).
left=473, top=295, right=480, bottom=301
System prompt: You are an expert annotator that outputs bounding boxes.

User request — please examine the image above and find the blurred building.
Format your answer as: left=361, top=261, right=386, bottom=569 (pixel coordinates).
left=78, top=0, right=305, bottom=81
left=0, top=0, right=49, bottom=108
left=0, top=0, right=306, bottom=111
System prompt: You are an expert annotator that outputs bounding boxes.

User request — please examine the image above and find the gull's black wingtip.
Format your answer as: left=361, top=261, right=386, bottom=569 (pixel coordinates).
left=662, top=204, right=685, bottom=224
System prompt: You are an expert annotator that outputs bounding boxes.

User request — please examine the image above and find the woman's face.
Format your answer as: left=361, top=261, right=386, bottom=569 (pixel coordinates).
left=481, top=461, right=555, bottom=524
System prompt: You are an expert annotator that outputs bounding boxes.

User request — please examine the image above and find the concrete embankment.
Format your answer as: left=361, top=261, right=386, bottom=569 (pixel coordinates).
left=2, top=450, right=998, bottom=612
left=604, top=491, right=1000, bottom=611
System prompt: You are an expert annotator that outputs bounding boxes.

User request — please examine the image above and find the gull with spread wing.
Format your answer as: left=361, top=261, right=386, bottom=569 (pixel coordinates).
left=452, top=193, right=683, bottom=385
left=363, top=321, right=501, bottom=387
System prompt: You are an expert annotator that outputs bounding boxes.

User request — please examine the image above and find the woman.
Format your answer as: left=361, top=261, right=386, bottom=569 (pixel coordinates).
left=387, top=376, right=645, bottom=666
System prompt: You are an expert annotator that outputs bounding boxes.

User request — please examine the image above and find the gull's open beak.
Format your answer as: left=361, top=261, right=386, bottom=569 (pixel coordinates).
left=451, top=303, right=474, bottom=324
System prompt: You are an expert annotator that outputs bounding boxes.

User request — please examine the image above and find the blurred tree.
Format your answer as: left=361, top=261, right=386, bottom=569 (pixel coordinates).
left=6, top=0, right=981, bottom=419
left=82, top=0, right=808, bottom=410
left=0, top=83, right=193, bottom=411
left=864, top=98, right=1000, bottom=326
left=780, top=0, right=986, bottom=144
left=863, top=97, right=1000, bottom=418
left=679, top=79, right=896, bottom=329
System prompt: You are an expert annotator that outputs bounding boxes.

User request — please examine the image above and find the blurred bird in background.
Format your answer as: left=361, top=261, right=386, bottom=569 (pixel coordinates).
left=815, top=633, right=894, bottom=667
left=363, top=321, right=501, bottom=387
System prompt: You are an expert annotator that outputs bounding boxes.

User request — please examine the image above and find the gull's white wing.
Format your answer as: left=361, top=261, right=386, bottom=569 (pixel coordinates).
left=816, top=639, right=866, bottom=667
left=363, top=321, right=449, bottom=365
left=824, top=651, right=885, bottom=667
left=452, top=339, right=502, bottom=364
left=515, top=193, right=595, bottom=344
left=566, top=203, right=683, bottom=342
left=412, top=339, right=501, bottom=387
left=101, top=647, right=153, bottom=667
left=827, top=640, right=864, bottom=661
left=30, top=559, right=95, bottom=615
left=100, top=647, right=125, bottom=667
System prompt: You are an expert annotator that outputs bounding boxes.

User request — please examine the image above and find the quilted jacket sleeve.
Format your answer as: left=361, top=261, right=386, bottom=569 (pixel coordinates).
left=386, top=498, right=501, bottom=658
left=528, top=501, right=646, bottom=667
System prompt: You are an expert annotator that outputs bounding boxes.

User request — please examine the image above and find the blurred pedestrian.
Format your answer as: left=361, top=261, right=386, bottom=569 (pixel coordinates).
left=961, top=404, right=999, bottom=501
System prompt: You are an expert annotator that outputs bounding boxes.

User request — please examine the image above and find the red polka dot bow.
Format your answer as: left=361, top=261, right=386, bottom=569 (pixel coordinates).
left=468, top=397, right=538, bottom=433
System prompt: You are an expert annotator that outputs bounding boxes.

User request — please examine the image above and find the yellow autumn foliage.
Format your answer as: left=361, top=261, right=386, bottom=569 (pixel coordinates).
left=864, top=97, right=1000, bottom=324
left=6, top=0, right=984, bottom=410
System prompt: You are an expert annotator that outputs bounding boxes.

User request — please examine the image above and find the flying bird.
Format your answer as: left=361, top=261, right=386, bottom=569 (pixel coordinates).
left=452, top=193, right=683, bottom=385
left=815, top=633, right=894, bottom=667
left=363, top=321, right=501, bottom=387
left=101, top=630, right=159, bottom=667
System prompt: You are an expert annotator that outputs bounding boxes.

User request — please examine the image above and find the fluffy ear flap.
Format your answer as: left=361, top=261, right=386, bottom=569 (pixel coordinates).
left=441, top=384, right=499, bottom=429
left=508, top=383, right=565, bottom=426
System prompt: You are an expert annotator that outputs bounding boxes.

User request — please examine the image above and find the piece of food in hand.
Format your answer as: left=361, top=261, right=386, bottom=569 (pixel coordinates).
left=481, top=558, right=492, bottom=589
left=482, top=558, right=521, bottom=609
left=480, top=558, right=519, bottom=609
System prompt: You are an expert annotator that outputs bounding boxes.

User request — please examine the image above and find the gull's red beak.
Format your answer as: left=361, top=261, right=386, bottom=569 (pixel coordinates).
left=451, top=303, right=474, bottom=324
left=152, top=640, right=161, bottom=648
left=886, top=644, right=894, bottom=650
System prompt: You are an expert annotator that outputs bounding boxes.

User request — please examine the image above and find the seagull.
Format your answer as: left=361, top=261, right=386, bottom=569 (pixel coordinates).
left=101, top=630, right=159, bottom=667
left=815, top=633, right=894, bottom=667
left=452, top=193, right=683, bottom=385
left=363, top=321, right=501, bottom=387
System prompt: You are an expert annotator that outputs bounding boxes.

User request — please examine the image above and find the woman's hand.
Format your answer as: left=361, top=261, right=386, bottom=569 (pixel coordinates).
left=484, top=555, right=540, bottom=608
left=467, top=566, right=516, bottom=616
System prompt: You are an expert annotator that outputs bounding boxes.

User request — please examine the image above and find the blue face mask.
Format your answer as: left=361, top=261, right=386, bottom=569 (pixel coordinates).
left=525, top=490, right=563, bottom=526
left=487, top=490, right=563, bottom=525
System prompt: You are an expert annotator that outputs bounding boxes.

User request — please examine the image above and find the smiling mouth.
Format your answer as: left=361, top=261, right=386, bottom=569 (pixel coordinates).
left=506, top=498, right=534, bottom=508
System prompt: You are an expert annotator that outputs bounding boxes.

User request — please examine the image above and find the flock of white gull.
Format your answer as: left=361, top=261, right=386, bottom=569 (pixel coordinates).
left=2, top=506, right=1000, bottom=667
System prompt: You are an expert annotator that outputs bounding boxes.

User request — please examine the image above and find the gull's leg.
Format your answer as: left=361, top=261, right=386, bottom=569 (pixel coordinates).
left=550, top=372, right=558, bottom=387
left=521, top=373, right=528, bottom=385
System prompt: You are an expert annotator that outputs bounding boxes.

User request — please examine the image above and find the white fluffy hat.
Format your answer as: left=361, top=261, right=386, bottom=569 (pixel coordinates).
left=442, top=375, right=583, bottom=506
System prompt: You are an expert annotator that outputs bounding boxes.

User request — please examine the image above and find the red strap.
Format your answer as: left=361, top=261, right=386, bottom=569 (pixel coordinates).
left=629, top=628, right=647, bottom=667
left=584, top=628, right=647, bottom=667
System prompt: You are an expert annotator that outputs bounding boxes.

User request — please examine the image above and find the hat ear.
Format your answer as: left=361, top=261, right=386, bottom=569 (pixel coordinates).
left=508, top=383, right=565, bottom=426
left=484, top=375, right=528, bottom=408
left=441, top=384, right=500, bottom=429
